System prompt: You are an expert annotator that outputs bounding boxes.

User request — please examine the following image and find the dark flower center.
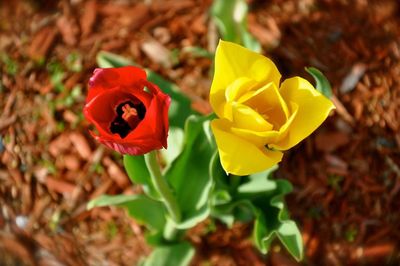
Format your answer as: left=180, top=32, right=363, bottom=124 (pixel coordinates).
left=110, top=100, right=146, bottom=138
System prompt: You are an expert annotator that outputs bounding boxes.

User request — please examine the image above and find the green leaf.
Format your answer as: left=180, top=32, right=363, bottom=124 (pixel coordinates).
left=276, top=221, right=303, bottom=260
left=210, top=157, right=256, bottom=223
left=238, top=165, right=279, bottom=194
left=165, top=115, right=215, bottom=229
left=209, top=153, right=237, bottom=226
left=252, top=179, right=303, bottom=261
left=212, top=190, right=232, bottom=205
left=210, top=165, right=303, bottom=261
left=211, top=0, right=261, bottom=52
left=87, top=194, right=166, bottom=231
left=248, top=165, right=278, bottom=180
left=211, top=0, right=237, bottom=41
left=146, top=71, right=196, bottom=129
left=182, top=46, right=214, bottom=59
left=143, top=242, right=194, bottom=266
left=96, top=51, right=135, bottom=68
left=212, top=199, right=257, bottom=226
left=145, top=231, right=165, bottom=246
left=254, top=216, right=303, bottom=261
left=1, top=53, right=18, bottom=75
left=238, top=178, right=277, bottom=194
left=305, top=67, right=333, bottom=98
left=123, top=155, right=160, bottom=200
left=160, top=127, right=185, bottom=168
left=213, top=213, right=235, bottom=228
left=209, top=152, right=232, bottom=194
left=241, top=30, right=262, bottom=54
left=65, top=52, right=82, bottom=72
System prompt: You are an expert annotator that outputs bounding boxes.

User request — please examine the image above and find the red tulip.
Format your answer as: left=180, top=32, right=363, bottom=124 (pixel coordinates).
left=83, top=66, right=170, bottom=155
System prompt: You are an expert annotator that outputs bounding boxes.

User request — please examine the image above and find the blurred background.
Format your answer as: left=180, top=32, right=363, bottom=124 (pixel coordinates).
left=0, top=0, right=399, bottom=265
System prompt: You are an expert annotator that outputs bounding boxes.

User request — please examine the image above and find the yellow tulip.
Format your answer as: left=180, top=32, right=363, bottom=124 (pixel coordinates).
left=210, top=40, right=335, bottom=175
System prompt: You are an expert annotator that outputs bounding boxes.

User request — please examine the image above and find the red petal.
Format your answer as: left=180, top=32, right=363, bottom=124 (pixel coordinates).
left=84, top=67, right=170, bottom=155
left=84, top=88, right=152, bottom=139
left=123, top=86, right=170, bottom=148
left=86, top=66, right=147, bottom=102
left=138, top=79, right=162, bottom=94
left=152, top=92, right=170, bottom=148
left=98, top=136, right=164, bottom=155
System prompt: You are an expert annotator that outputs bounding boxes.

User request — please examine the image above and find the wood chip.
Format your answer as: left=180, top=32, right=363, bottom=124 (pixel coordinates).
left=57, top=16, right=79, bottom=46
left=0, top=114, right=17, bottom=131
left=49, top=134, right=72, bottom=157
left=126, top=4, right=150, bottom=31
left=90, top=178, right=114, bottom=199
left=27, top=196, right=51, bottom=230
left=249, top=15, right=281, bottom=48
left=141, top=39, right=172, bottom=68
left=315, top=132, right=350, bottom=152
left=356, top=243, right=395, bottom=259
left=0, top=233, right=35, bottom=265
left=46, top=177, right=76, bottom=195
left=28, top=26, right=58, bottom=60
left=340, top=63, right=367, bottom=94
left=80, top=0, right=97, bottom=37
left=325, top=154, right=348, bottom=173
left=271, top=251, right=300, bottom=266
left=102, top=157, right=129, bottom=188
left=153, top=27, right=171, bottom=44
left=63, top=110, right=79, bottom=124
left=69, top=132, right=92, bottom=160
left=331, top=95, right=354, bottom=124
left=191, top=14, right=206, bottom=35
left=63, top=154, right=81, bottom=171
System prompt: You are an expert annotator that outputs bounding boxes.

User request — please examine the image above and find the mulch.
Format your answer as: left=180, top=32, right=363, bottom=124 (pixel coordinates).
left=0, top=0, right=399, bottom=265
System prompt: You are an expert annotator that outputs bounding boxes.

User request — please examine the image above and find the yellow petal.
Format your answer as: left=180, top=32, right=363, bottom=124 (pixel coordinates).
left=230, top=103, right=298, bottom=147
left=211, top=119, right=283, bottom=176
left=225, top=77, right=258, bottom=103
left=222, top=77, right=258, bottom=120
left=238, top=82, right=289, bottom=129
left=231, top=102, right=274, bottom=132
left=210, top=40, right=281, bottom=117
left=273, top=77, right=335, bottom=150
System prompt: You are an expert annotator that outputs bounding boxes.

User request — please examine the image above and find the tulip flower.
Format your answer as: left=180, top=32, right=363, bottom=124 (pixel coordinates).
left=84, top=66, right=170, bottom=155
left=210, top=40, right=335, bottom=175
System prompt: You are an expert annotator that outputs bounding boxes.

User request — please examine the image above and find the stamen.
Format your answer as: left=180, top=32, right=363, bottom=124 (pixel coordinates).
left=121, top=104, right=140, bottom=129
left=110, top=100, right=146, bottom=138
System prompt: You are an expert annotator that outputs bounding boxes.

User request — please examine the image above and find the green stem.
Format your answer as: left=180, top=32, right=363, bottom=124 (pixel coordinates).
left=230, top=174, right=241, bottom=190
left=144, top=151, right=181, bottom=223
left=163, top=218, right=179, bottom=241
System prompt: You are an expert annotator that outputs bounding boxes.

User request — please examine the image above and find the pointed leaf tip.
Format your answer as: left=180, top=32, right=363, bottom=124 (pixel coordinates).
left=305, top=67, right=333, bottom=98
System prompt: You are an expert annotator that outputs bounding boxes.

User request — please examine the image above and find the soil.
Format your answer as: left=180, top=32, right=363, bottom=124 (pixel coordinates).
left=0, top=0, right=399, bottom=265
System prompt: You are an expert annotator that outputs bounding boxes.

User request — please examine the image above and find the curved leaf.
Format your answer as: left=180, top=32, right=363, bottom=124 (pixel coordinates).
left=210, top=165, right=303, bottom=261
left=252, top=179, right=303, bottom=261
left=305, top=67, right=333, bottom=98
left=143, top=242, right=194, bottom=266
left=211, top=0, right=261, bottom=52
left=146, top=71, right=196, bottom=129
left=124, top=155, right=160, bottom=200
left=160, top=127, right=185, bottom=168
left=88, top=194, right=166, bottom=231
left=97, top=51, right=134, bottom=68
left=165, top=115, right=215, bottom=229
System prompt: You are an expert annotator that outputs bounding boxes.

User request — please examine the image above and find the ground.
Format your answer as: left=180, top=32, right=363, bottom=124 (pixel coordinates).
left=0, top=0, right=399, bottom=265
